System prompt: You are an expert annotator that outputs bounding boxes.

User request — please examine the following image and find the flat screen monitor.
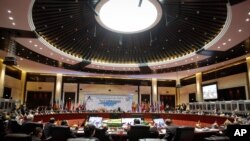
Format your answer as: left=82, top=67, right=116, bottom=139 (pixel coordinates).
left=88, top=117, right=103, bottom=128
left=202, top=83, right=218, bottom=100
left=153, top=118, right=166, bottom=128
left=121, top=118, right=141, bottom=125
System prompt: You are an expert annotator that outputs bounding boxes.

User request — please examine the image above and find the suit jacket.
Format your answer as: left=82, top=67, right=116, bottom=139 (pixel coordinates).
left=43, top=123, right=55, bottom=138
left=163, top=125, right=177, bottom=141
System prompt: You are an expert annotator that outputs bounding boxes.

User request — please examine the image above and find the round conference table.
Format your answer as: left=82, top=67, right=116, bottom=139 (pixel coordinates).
left=34, top=112, right=234, bottom=141
left=34, top=112, right=234, bottom=127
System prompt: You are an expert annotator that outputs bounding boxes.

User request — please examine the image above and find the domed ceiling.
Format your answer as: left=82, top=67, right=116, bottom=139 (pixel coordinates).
left=1, top=0, right=249, bottom=77
left=31, top=0, right=227, bottom=64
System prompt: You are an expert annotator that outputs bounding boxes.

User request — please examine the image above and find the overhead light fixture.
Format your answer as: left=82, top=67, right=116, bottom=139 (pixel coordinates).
left=95, top=0, right=162, bottom=33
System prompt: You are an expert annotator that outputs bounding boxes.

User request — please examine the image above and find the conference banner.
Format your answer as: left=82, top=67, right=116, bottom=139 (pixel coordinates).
left=85, top=94, right=133, bottom=112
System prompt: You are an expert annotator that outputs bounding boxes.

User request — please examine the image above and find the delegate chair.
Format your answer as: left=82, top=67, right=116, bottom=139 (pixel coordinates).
left=7, top=119, right=21, bottom=133
left=174, top=126, right=194, bottom=141
left=94, top=128, right=112, bottom=141
left=51, top=126, right=72, bottom=141
left=20, top=122, right=43, bottom=135
left=127, top=125, right=150, bottom=141
left=4, top=133, right=32, bottom=141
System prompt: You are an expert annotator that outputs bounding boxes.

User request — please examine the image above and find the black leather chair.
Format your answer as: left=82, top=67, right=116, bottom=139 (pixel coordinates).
left=0, top=118, right=5, bottom=139
left=174, top=126, right=194, bottom=141
left=20, top=122, right=43, bottom=135
left=94, top=128, right=112, bottom=141
left=51, top=126, right=72, bottom=141
left=4, top=133, right=32, bottom=141
left=7, top=119, right=21, bottom=133
left=127, top=125, right=150, bottom=141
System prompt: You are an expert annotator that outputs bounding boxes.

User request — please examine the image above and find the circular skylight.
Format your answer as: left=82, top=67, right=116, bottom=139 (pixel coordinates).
left=95, top=0, right=162, bottom=34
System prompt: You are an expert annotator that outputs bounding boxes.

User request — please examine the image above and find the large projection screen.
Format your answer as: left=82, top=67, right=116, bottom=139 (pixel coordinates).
left=85, top=94, right=133, bottom=112
left=202, top=83, right=218, bottom=100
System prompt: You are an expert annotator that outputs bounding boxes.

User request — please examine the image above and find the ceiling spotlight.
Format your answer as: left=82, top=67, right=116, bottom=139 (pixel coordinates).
left=246, top=18, right=250, bottom=22
left=228, top=39, right=231, bottom=42
left=222, top=42, right=226, bottom=45
left=238, top=29, right=242, bottom=32
left=9, top=17, right=14, bottom=20
left=29, top=40, right=32, bottom=43
left=7, top=10, right=11, bottom=13
left=12, top=22, right=15, bottom=26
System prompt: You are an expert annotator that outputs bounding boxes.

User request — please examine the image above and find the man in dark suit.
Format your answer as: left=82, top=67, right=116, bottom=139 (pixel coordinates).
left=163, top=119, right=177, bottom=141
left=43, top=117, right=55, bottom=138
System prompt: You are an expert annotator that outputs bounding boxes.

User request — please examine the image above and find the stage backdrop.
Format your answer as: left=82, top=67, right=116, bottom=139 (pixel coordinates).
left=85, top=94, right=133, bottom=112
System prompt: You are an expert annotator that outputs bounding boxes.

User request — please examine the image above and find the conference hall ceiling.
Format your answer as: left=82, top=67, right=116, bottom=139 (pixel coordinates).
left=0, top=0, right=250, bottom=77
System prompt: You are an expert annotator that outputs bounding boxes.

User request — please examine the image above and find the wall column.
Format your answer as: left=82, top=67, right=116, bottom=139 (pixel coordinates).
left=176, top=79, right=180, bottom=105
left=246, top=56, right=250, bottom=100
left=196, top=72, right=203, bottom=102
left=55, top=74, right=62, bottom=106
left=20, top=71, right=26, bottom=104
left=152, top=78, right=157, bottom=103
left=0, top=60, right=6, bottom=97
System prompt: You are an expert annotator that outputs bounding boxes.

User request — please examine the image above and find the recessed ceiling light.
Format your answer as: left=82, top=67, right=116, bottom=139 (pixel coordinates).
left=12, top=22, right=15, bottom=26
left=217, top=46, right=221, bottom=49
left=248, top=12, right=250, bottom=15
left=34, top=44, right=38, bottom=47
left=29, top=40, right=32, bottom=43
left=1, top=37, right=5, bottom=40
left=228, top=39, right=231, bottom=42
left=9, top=17, right=14, bottom=20
left=222, top=42, right=226, bottom=45
left=39, top=47, right=43, bottom=50
left=238, top=29, right=242, bottom=32
left=20, top=58, right=23, bottom=61
left=246, top=18, right=250, bottom=22
left=7, top=10, right=11, bottom=13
